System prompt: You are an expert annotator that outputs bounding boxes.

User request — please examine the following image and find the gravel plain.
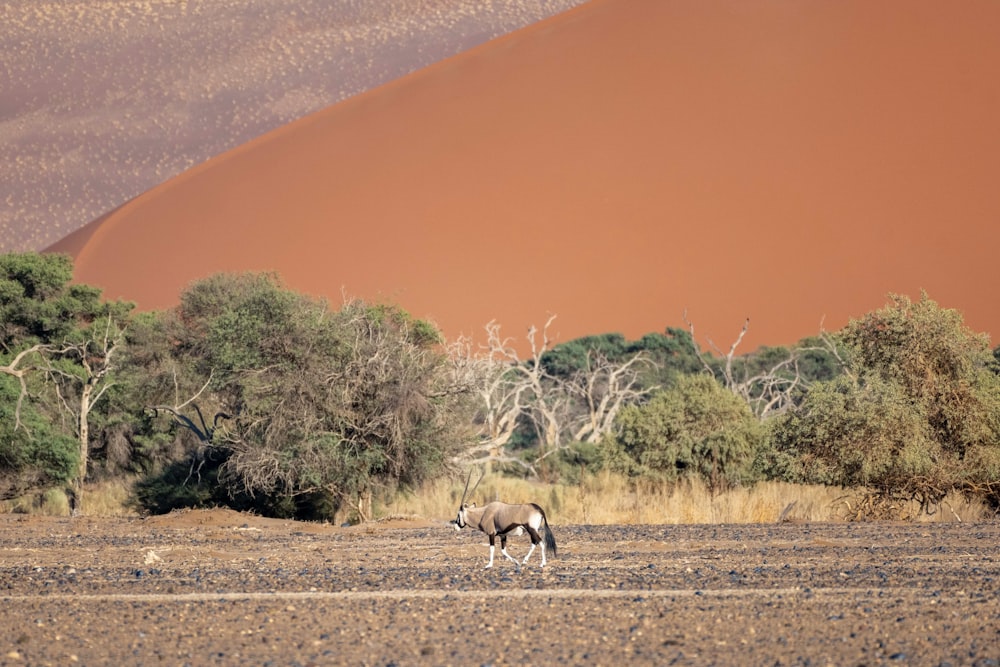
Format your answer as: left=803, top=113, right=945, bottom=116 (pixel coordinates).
left=1, top=509, right=998, bottom=666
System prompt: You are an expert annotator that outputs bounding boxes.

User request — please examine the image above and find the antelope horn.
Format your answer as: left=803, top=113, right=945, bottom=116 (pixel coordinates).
left=460, top=469, right=473, bottom=506
left=459, top=468, right=486, bottom=506
left=469, top=468, right=485, bottom=498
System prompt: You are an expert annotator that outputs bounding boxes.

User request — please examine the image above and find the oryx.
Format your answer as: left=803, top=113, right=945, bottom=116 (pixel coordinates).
left=452, top=471, right=557, bottom=570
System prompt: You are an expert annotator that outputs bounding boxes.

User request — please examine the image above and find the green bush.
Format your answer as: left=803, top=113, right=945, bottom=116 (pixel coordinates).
left=612, top=374, right=764, bottom=491
left=0, top=374, right=79, bottom=500
left=768, top=293, right=1000, bottom=513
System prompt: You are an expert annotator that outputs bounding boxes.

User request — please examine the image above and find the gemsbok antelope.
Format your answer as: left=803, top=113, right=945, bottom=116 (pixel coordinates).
left=453, top=471, right=557, bottom=570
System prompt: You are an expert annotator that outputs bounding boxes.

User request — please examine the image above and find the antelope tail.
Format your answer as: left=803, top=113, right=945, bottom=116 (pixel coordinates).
left=542, top=509, right=557, bottom=558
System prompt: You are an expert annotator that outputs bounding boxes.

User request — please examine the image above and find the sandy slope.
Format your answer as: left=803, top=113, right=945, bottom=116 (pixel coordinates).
left=1, top=0, right=585, bottom=252
left=49, top=0, right=1000, bottom=350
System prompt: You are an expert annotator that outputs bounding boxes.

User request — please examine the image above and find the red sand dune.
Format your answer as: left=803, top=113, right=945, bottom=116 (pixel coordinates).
left=49, top=0, right=1000, bottom=352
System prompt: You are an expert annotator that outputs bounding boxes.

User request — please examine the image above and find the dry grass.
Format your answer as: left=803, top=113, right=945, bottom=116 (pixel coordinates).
left=2, top=473, right=990, bottom=523
left=385, top=471, right=992, bottom=525
left=0, top=478, right=139, bottom=517
left=77, top=478, right=140, bottom=517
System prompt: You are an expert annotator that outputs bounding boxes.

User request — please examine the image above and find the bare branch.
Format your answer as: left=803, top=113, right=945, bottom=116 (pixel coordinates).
left=683, top=309, right=716, bottom=377
left=682, top=313, right=801, bottom=419
left=0, top=343, right=49, bottom=433
left=565, top=350, right=658, bottom=443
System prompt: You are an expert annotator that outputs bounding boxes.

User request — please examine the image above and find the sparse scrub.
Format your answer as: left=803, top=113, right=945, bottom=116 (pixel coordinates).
left=3, top=258, right=997, bottom=525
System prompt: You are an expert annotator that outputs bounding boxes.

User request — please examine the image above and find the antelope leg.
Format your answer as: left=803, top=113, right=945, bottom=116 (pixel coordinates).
left=500, top=547, right=520, bottom=566
left=500, top=534, right=520, bottom=568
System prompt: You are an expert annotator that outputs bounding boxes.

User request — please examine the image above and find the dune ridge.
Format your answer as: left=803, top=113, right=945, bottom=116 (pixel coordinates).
left=2, top=0, right=585, bottom=252
left=50, top=0, right=1000, bottom=350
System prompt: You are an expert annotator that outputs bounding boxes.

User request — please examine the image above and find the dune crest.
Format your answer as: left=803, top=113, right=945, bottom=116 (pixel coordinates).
left=50, top=0, right=1000, bottom=350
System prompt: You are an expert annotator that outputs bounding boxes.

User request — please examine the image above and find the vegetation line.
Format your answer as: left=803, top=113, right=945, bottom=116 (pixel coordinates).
left=3, top=253, right=999, bottom=522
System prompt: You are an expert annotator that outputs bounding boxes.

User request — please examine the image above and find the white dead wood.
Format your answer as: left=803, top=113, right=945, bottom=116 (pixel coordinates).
left=42, top=315, right=127, bottom=512
left=466, top=315, right=659, bottom=474
left=564, top=350, right=658, bottom=444
left=449, top=328, right=535, bottom=473
left=474, top=316, right=566, bottom=472
left=522, top=315, right=566, bottom=456
left=682, top=311, right=844, bottom=419
left=0, top=343, right=48, bottom=434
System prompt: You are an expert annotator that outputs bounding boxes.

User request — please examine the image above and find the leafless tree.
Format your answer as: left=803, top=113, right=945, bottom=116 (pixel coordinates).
left=449, top=332, right=521, bottom=464
left=146, top=370, right=231, bottom=483
left=682, top=311, right=843, bottom=419
left=476, top=315, right=569, bottom=467
left=521, top=315, right=568, bottom=457
left=471, top=315, right=658, bottom=474
left=564, top=350, right=657, bottom=444
left=43, top=315, right=127, bottom=511
left=451, top=321, right=539, bottom=474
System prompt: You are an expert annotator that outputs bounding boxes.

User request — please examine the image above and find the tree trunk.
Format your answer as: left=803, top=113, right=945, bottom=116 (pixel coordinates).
left=357, top=489, right=373, bottom=523
left=73, top=382, right=94, bottom=516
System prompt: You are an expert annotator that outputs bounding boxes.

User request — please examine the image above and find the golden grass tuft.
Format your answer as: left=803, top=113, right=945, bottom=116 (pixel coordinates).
left=0, top=478, right=140, bottom=517
left=78, top=478, right=140, bottom=517
left=385, top=471, right=991, bottom=525
left=0, top=487, right=69, bottom=516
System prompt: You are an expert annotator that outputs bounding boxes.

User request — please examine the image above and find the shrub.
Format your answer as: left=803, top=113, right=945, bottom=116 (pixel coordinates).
left=612, top=374, right=764, bottom=491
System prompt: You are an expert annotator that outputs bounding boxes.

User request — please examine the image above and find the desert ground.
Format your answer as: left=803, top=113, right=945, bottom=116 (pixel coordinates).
left=0, top=0, right=584, bottom=253
left=1, top=509, right=998, bottom=666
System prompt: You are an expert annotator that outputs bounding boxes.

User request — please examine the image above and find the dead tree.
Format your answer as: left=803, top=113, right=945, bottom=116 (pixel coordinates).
left=455, top=317, right=566, bottom=475
left=522, top=315, right=567, bottom=458
left=564, top=350, right=657, bottom=444
left=449, top=328, right=535, bottom=474
left=682, top=311, right=842, bottom=419
left=471, top=316, right=658, bottom=475
left=146, top=370, right=232, bottom=484
left=683, top=312, right=801, bottom=419
left=43, top=316, right=126, bottom=512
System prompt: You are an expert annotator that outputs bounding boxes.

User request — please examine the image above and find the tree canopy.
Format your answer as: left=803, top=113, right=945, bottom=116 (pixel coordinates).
left=3, top=252, right=998, bottom=521
left=140, top=273, right=478, bottom=521
left=767, top=293, right=1000, bottom=512
left=612, top=373, right=764, bottom=491
left=0, top=253, right=134, bottom=505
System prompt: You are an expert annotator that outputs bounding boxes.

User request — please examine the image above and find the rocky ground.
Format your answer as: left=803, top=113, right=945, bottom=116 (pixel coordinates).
left=1, top=509, right=998, bottom=666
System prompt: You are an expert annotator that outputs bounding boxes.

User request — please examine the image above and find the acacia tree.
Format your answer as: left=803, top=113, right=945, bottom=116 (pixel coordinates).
left=769, top=293, right=1000, bottom=515
left=0, top=344, right=47, bottom=433
left=147, top=273, right=478, bottom=522
left=1, top=345, right=78, bottom=500
left=0, top=253, right=133, bottom=510
left=43, top=309, right=131, bottom=510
